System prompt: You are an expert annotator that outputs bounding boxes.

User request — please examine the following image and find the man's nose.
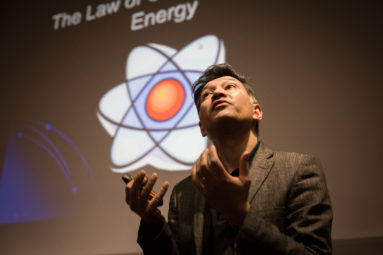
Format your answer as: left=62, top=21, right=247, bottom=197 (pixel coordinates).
left=211, top=87, right=226, bottom=100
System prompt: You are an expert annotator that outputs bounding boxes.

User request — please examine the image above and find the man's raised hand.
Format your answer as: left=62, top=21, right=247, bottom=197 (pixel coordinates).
left=192, top=145, right=251, bottom=225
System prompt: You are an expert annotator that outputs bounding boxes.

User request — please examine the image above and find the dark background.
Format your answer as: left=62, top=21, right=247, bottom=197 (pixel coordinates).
left=1, top=0, right=382, bottom=254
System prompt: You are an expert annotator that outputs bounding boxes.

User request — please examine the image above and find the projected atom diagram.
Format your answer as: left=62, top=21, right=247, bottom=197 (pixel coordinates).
left=97, top=35, right=226, bottom=172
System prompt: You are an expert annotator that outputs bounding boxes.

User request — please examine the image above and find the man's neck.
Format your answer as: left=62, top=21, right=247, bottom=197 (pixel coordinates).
left=211, top=130, right=258, bottom=173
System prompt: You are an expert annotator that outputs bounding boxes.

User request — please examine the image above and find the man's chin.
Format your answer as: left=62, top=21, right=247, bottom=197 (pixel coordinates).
left=210, top=113, right=244, bottom=127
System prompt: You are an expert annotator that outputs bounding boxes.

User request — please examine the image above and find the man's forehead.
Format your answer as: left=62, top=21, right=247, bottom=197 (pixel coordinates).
left=203, top=76, right=242, bottom=89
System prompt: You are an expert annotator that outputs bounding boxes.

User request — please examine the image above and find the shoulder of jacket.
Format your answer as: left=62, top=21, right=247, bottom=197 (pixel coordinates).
left=261, top=142, right=318, bottom=169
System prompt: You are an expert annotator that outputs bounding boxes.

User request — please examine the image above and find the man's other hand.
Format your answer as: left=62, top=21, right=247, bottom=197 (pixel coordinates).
left=125, top=170, right=169, bottom=224
left=192, top=145, right=251, bottom=225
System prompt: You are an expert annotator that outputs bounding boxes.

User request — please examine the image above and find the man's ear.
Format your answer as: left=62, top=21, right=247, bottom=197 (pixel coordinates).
left=253, top=104, right=263, bottom=121
left=199, top=121, right=207, bottom=137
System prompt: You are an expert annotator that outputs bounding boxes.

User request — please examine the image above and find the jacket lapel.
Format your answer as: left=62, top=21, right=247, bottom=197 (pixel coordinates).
left=247, top=142, right=274, bottom=203
left=193, top=190, right=205, bottom=255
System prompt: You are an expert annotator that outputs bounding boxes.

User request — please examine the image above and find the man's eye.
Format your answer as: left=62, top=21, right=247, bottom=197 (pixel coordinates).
left=202, top=92, right=212, bottom=98
left=226, top=84, right=235, bottom=89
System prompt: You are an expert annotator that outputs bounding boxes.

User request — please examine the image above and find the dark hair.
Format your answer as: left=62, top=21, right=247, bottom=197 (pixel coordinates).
left=192, top=63, right=260, bottom=135
left=192, top=63, right=258, bottom=111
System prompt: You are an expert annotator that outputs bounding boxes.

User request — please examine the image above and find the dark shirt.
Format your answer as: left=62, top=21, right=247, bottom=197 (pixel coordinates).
left=202, top=141, right=260, bottom=255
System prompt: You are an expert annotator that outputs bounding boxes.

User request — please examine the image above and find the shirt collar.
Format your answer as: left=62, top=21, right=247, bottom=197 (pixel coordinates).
left=231, top=140, right=260, bottom=177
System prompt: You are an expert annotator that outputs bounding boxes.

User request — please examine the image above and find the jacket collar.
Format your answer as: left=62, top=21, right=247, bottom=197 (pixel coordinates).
left=247, top=142, right=274, bottom=203
left=193, top=187, right=205, bottom=255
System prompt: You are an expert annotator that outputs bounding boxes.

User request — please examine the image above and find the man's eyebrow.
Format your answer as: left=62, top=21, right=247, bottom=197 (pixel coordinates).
left=206, top=78, right=239, bottom=87
left=225, top=77, right=239, bottom=82
left=200, top=86, right=210, bottom=92
left=201, top=83, right=215, bottom=91
left=221, top=78, right=241, bottom=85
left=201, top=77, right=240, bottom=93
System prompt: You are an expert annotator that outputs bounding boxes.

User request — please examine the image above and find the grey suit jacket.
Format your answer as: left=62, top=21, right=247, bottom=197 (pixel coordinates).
left=138, top=143, right=333, bottom=254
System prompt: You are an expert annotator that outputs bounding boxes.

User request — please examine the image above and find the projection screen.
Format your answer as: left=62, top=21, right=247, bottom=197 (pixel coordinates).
left=1, top=0, right=382, bottom=254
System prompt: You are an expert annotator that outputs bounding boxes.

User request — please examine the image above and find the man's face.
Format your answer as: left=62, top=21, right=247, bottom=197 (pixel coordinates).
left=198, top=76, right=261, bottom=137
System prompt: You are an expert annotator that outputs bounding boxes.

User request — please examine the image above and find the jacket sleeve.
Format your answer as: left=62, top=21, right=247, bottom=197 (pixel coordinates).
left=235, top=154, right=333, bottom=255
left=137, top=186, right=180, bottom=255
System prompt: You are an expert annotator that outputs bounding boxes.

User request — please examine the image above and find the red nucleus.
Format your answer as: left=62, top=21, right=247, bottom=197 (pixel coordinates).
left=146, top=79, right=185, bottom=121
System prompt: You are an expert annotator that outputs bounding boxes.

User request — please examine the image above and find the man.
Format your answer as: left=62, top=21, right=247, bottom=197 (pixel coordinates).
left=125, top=64, right=333, bottom=254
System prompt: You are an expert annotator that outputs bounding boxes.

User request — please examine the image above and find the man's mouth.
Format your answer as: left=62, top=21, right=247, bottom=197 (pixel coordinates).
left=212, top=99, right=229, bottom=109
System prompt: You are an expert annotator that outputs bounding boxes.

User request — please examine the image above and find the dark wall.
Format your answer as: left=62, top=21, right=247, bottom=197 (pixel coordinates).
left=1, top=0, right=382, bottom=254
